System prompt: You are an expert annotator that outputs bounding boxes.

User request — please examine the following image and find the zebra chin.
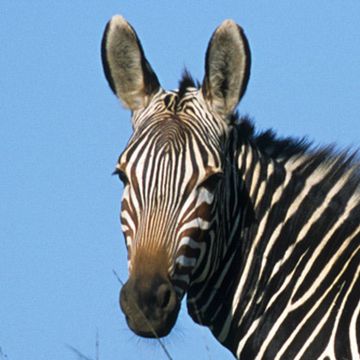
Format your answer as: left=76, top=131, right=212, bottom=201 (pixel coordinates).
left=119, top=275, right=181, bottom=338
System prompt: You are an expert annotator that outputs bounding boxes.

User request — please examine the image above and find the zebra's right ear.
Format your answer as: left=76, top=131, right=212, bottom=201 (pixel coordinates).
left=101, top=15, right=161, bottom=111
left=202, top=20, right=251, bottom=120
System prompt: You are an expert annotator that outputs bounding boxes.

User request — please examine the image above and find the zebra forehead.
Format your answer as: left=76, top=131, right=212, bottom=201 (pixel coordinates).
left=153, top=116, right=188, bottom=149
left=122, top=116, right=189, bottom=161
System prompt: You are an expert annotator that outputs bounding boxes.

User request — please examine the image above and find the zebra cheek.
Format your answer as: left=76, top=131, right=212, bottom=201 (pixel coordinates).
left=171, top=233, right=206, bottom=294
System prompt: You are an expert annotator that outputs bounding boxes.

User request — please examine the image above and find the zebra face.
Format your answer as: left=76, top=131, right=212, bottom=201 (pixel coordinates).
left=102, top=16, right=250, bottom=338
left=115, top=90, right=225, bottom=337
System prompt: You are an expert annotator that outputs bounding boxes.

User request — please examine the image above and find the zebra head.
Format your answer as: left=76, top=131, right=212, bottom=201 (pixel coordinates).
left=101, top=15, right=250, bottom=338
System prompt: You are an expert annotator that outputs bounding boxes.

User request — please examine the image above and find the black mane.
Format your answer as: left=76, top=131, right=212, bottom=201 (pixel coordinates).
left=177, top=69, right=199, bottom=100
left=236, top=117, right=312, bottom=161
left=235, top=117, right=360, bottom=180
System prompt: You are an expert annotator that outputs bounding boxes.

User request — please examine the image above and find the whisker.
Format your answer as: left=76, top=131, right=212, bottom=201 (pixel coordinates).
left=112, top=270, right=174, bottom=360
left=66, top=344, right=93, bottom=360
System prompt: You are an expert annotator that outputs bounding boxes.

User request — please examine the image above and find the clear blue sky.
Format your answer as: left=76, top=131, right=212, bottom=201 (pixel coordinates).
left=1, top=1, right=359, bottom=359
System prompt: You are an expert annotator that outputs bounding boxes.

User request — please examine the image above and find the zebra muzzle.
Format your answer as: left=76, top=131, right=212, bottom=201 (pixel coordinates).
left=119, top=274, right=180, bottom=338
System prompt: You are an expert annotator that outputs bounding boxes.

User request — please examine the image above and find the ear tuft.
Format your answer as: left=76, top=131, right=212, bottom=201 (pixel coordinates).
left=202, top=19, right=251, bottom=120
left=101, top=15, right=160, bottom=111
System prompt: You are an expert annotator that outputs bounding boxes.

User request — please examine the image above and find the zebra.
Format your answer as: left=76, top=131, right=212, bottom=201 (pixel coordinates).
left=101, top=15, right=360, bottom=359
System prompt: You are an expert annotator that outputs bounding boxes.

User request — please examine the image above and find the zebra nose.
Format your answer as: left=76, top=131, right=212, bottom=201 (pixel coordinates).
left=119, top=276, right=180, bottom=338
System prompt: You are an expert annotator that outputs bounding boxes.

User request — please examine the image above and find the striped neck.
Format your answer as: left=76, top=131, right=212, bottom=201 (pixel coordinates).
left=186, top=121, right=359, bottom=358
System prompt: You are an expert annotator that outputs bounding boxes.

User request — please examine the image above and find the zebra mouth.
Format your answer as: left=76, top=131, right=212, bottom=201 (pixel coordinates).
left=124, top=306, right=180, bottom=338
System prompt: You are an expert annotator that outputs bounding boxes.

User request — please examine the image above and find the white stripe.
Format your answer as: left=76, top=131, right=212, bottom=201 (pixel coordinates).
left=249, top=158, right=261, bottom=200
left=269, top=167, right=354, bottom=283
left=317, top=261, right=360, bottom=360
left=236, top=252, right=306, bottom=357
left=175, top=255, right=197, bottom=267
left=254, top=161, right=274, bottom=209
left=292, top=287, right=343, bottom=360
left=256, top=236, right=358, bottom=360
left=179, top=217, right=211, bottom=232
left=291, top=222, right=359, bottom=306
left=121, top=210, right=136, bottom=235
left=231, top=170, right=293, bottom=321
left=349, top=280, right=360, bottom=360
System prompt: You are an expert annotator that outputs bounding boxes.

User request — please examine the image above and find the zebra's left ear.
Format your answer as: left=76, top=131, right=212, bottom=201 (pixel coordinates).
left=202, top=20, right=251, bottom=120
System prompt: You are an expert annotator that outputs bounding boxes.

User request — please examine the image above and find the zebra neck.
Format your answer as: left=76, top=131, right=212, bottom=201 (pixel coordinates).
left=187, top=135, right=304, bottom=349
left=186, top=137, right=291, bottom=331
left=188, top=133, right=359, bottom=358
left=186, top=137, right=295, bottom=353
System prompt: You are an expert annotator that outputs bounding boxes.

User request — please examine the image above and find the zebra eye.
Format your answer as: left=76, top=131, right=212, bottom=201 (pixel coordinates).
left=113, top=168, right=129, bottom=185
left=199, top=173, right=223, bottom=191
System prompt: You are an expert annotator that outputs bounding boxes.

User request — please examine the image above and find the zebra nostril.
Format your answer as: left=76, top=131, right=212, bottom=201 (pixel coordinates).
left=156, top=283, right=174, bottom=310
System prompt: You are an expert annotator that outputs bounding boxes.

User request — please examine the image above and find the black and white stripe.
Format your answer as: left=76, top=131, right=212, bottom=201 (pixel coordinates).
left=187, top=120, right=360, bottom=359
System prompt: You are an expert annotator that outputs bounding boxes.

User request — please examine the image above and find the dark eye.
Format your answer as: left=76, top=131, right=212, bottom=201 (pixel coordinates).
left=199, top=172, right=223, bottom=191
left=113, top=168, right=129, bottom=185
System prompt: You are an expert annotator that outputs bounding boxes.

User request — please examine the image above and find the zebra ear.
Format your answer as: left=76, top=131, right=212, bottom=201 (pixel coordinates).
left=202, top=20, right=251, bottom=120
left=101, top=15, right=161, bottom=111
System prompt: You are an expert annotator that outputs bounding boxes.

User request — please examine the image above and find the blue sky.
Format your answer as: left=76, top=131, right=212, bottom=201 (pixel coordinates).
left=0, top=1, right=359, bottom=359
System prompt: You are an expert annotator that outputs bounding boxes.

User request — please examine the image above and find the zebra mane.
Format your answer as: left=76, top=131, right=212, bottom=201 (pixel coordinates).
left=235, top=117, right=360, bottom=179
left=177, top=70, right=199, bottom=100
left=236, top=117, right=311, bottom=161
